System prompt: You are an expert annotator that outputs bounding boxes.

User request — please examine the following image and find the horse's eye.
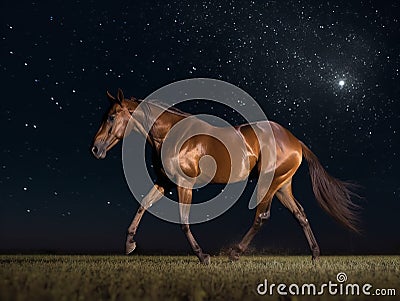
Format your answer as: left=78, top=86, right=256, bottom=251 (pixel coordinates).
left=108, top=115, right=115, bottom=122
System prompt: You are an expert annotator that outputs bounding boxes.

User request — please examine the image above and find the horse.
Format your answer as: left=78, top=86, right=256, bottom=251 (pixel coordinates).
left=91, top=88, right=359, bottom=264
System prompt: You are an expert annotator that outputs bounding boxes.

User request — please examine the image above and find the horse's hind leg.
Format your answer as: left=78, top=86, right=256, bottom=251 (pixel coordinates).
left=126, top=184, right=165, bottom=254
left=228, top=193, right=273, bottom=261
left=275, top=180, right=320, bottom=260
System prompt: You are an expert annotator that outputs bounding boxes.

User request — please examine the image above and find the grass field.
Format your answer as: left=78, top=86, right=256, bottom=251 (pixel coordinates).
left=0, top=255, right=398, bottom=301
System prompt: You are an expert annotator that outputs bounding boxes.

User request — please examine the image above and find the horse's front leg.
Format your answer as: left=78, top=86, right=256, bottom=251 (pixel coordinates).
left=177, top=186, right=210, bottom=265
left=126, top=184, right=165, bottom=254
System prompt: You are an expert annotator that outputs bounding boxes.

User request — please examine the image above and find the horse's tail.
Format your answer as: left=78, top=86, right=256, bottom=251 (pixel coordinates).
left=300, top=142, right=360, bottom=232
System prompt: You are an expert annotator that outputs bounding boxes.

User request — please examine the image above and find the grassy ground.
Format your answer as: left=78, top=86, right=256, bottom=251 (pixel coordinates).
left=0, top=255, right=398, bottom=301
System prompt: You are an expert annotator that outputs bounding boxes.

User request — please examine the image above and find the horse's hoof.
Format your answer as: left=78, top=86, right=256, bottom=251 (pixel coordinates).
left=229, top=254, right=240, bottom=261
left=312, top=255, right=320, bottom=262
left=201, top=254, right=211, bottom=265
left=312, top=249, right=320, bottom=261
left=125, top=241, right=136, bottom=255
left=228, top=250, right=240, bottom=261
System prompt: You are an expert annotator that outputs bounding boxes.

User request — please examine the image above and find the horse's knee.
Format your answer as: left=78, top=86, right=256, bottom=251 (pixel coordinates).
left=260, top=211, right=270, bottom=221
left=254, top=211, right=270, bottom=230
left=155, top=185, right=165, bottom=194
left=181, top=224, right=190, bottom=233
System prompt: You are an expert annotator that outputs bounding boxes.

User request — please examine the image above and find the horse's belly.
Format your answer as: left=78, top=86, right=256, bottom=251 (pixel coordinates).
left=208, top=154, right=257, bottom=184
left=199, top=129, right=258, bottom=184
left=175, top=125, right=260, bottom=185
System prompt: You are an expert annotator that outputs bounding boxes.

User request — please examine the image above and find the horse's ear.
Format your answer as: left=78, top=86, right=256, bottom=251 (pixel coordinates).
left=117, top=88, right=124, bottom=104
left=106, top=91, right=116, bottom=102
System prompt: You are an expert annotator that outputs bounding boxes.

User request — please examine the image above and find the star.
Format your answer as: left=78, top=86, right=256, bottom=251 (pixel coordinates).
left=338, top=80, right=345, bottom=87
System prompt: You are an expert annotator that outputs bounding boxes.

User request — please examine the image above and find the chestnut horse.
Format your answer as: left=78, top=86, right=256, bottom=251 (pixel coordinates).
left=92, top=89, right=359, bottom=264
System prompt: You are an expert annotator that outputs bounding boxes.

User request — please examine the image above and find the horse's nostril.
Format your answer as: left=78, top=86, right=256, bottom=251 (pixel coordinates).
left=92, top=146, right=98, bottom=155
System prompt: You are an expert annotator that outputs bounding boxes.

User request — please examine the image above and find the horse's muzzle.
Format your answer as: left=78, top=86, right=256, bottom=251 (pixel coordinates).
left=91, top=144, right=107, bottom=159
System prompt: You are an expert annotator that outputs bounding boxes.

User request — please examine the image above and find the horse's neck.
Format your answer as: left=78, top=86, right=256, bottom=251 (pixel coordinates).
left=150, top=111, right=183, bottom=142
left=139, top=105, right=184, bottom=151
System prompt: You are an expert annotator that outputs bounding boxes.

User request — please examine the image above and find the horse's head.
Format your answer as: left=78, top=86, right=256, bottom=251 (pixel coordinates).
left=91, top=88, right=135, bottom=159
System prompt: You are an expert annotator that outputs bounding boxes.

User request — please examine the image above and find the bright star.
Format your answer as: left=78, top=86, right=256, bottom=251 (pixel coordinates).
left=339, top=80, right=345, bottom=87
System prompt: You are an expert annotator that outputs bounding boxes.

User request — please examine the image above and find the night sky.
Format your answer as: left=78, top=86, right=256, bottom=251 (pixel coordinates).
left=1, top=1, right=399, bottom=255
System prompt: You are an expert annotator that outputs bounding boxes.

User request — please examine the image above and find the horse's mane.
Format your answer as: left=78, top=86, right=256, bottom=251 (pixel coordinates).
left=127, top=97, right=191, bottom=133
left=132, top=97, right=191, bottom=117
